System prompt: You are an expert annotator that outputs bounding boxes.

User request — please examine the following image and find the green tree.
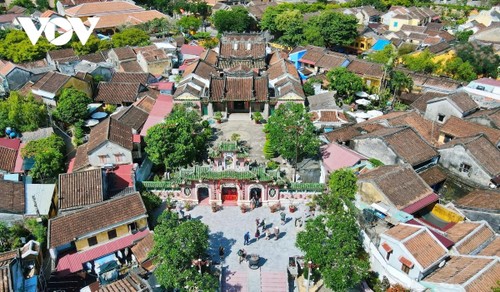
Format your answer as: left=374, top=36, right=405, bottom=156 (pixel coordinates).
left=388, top=70, right=413, bottom=96
left=141, top=191, right=162, bottom=214
left=296, top=200, right=369, bottom=291
left=315, top=11, right=358, bottom=47
left=0, top=222, right=10, bottom=252
left=71, top=34, right=100, bottom=55
left=0, top=92, right=47, bottom=135
left=145, top=104, right=211, bottom=171
left=402, top=49, right=438, bottom=74
left=326, top=67, right=363, bottom=103
left=442, top=57, right=477, bottom=82
left=212, top=7, right=254, bottom=33
left=316, top=169, right=358, bottom=211
left=112, top=28, right=151, bottom=47
left=275, top=10, right=305, bottom=47
left=152, top=211, right=218, bottom=290
left=456, top=42, right=500, bottom=78
left=455, top=30, right=473, bottom=43
left=21, top=134, right=65, bottom=182
left=303, top=78, right=321, bottom=97
left=53, top=88, right=92, bottom=124
left=303, top=17, right=325, bottom=47
left=367, top=45, right=395, bottom=65
left=35, top=0, right=49, bottom=10
left=265, top=102, right=320, bottom=165
left=9, top=0, right=35, bottom=11
left=25, top=218, right=47, bottom=249
left=0, top=30, right=55, bottom=63
left=177, top=16, right=202, bottom=34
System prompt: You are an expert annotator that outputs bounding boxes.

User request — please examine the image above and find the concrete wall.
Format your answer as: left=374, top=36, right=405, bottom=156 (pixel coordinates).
left=64, top=77, right=93, bottom=97
left=352, top=138, right=399, bottom=166
left=358, top=181, right=385, bottom=205
left=88, top=142, right=133, bottom=167
left=438, top=146, right=492, bottom=186
left=424, top=100, right=463, bottom=123
left=378, top=236, right=423, bottom=280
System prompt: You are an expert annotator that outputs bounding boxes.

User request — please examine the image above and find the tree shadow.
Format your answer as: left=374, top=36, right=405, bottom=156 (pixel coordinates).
left=209, top=231, right=237, bottom=260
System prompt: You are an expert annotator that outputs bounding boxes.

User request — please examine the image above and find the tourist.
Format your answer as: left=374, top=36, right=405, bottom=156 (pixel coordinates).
left=219, top=246, right=225, bottom=261
left=244, top=232, right=250, bottom=245
left=261, top=218, right=266, bottom=231
left=255, top=218, right=260, bottom=229
left=237, top=249, right=247, bottom=264
left=265, top=229, right=270, bottom=240
left=274, top=226, right=280, bottom=240
left=256, top=196, right=260, bottom=208
left=255, top=228, right=260, bottom=241
left=280, top=212, right=286, bottom=225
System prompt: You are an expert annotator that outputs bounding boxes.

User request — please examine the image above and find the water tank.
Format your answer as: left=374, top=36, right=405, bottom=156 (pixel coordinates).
left=9, top=131, right=16, bottom=138
left=5, top=127, right=11, bottom=135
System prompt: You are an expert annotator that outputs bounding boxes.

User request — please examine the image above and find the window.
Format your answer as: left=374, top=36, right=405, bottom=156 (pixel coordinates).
left=401, top=264, right=411, bottom=274
left=107, top=229, right=117, bottom=240
left=437, top=114, right=445, bottom=123
left=476, top=85, right=485, bottom=91
left=444, top=135, right=453, bottom=143
left=98, top=155, right=108, bottom=164
left=128, top=222, right=138, bottom=233
left=360, top=43, right=365, bottom=49
left=459, top=163, right=471, bottom=173
left=114, top=153, right=124, bottom=163
left=386, top=251, right=392, bottom=261
left=87, top=236, right=98, bottom=246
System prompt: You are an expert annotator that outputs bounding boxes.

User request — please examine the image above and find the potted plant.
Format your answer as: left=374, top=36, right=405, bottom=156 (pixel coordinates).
left=240, top=204, right=248, bottom=213
left=214, top=112, right=223, bottom=123
left=289, top=203, right=297, bottom=213
left=185, top=201, right=192, bottom=211
left=270, top=202, right=281, bottom=213
left=252, top=112, right=263, bottom=124
left=166, top=197, right=176, bottom=210
left=211, top=202, right=218, bottom=213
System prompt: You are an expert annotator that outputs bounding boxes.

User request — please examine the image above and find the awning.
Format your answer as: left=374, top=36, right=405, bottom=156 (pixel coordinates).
left=402, top=193, right=439, bottom=215
left=382, top=242, right=392, bottom=253
left=399, top=256, right=414, bottom=268
left=56, top=229, right=149, bottom=273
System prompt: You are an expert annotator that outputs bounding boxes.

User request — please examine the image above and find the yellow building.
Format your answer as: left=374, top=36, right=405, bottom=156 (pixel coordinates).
left=349, top=36, right=376, bottom=53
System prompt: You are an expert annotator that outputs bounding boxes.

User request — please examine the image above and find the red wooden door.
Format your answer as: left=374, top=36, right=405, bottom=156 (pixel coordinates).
left=222, top=187, right=238, bottom=201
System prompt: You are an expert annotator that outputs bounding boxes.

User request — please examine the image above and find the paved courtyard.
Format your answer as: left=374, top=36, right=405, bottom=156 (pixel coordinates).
left=211, top=118, right=266, bottom=163
left=188, top=204, right=307, bottom=291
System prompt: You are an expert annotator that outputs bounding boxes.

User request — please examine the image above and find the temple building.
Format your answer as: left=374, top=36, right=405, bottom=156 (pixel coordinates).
left=174, top=33, right=306, bottom=118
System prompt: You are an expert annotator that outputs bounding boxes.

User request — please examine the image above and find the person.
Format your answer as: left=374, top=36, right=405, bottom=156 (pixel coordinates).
left=280, top=212, right=286, bottom=225
left=265, top=229, right=270, bottom=240
left=244, top=232, right=250, bottom=245
left=250, top=197, right=256, bottom=209
left=260, top=218, right=266, bottom=231
left=218, top=246, right=225, bottom=261
left=237, top=249, right=246, bottom=264
left=255, top=218, right=260, bottom=229
left=255, top=228, right=260, bottom=241
left=274, top=226, right=280, bottom=240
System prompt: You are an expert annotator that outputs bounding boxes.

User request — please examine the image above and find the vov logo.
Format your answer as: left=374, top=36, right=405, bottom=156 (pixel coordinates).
left=17, top=17, right=100, bottom=46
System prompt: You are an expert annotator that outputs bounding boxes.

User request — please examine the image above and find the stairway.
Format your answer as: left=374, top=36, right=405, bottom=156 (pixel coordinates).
left=261, top=271, right=288, bottom=292
left=222, top=270, right=248, bottom=292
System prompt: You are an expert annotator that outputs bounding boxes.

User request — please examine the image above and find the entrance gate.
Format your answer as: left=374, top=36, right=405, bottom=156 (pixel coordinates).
left=222, top=187, right=238, bottom=202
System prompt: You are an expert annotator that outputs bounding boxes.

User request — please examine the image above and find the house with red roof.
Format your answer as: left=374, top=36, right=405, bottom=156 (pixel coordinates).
left=320, top=143, right=367, bottom=183
left=0, top=138, right=22, bottom=175
left=180, top=44, right=205, bottom=62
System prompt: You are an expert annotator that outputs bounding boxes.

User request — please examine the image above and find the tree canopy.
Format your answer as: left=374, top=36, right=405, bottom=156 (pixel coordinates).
left=71, top=34, right=100, bottom=55
left=212, top=7, right=255, bottom=33
left=0, top=30, right=55, bottom=63
left=152, top=211, right=218, bottom=290
left=145, top=104, right=211, bottom=171
left=112, top=28, right=151, bottom=47
left=21, top=134, right=66, bottom=182
left=402, top=49, right=438, bottom=74
left=367, top=45, right=395, bottom=65
left=442, top=57, right=477, bottom=82
left=265, top=102, right=320, bottom=164
left=0, top=91, right=48, bottom=135
left=53, top=88, right=92, bottom=125
left=314, top=11, right=358, bottom=47
left=177, top=16, right=202, bottom=34
left=456, top=42, right=500, bottom=79
left=0, top=218, right=47, bottom=252
left=296, top=198, right=369, bottom=290
left=326, top=67, right=364, bottom=104
left=387, top=70, right=413, bottom=96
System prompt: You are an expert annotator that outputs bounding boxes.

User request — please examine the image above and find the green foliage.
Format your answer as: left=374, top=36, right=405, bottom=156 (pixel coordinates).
left=397, top=43, right=416, bottom=56
left=265, top=103, right=320, bottom=163
left=0, top=91, right=48, bottom=135
left=21, top=134, right=65, bottom=181
left=368, top=158, right=384, bottom=167
left=263, top=136, right=277, bottom=159
left=212, top=7, right=254, bottom=33
left=145, top=104, right=211, bottom=171
left=455, top=30, right=473, bottom=42
left=35, top=0, right=49, bottom=11
left=141, top=191, right=162, bottom=214
left=266, top=160, right=279, bottom=169
left=296, top=201, right=369, bottom=290
left=275, top=10, right=306, bottom=47
left=177, top=16, right=202, bottom=33
left=53, top=88, right=92, bottom=124
left=136, top=17, right=173, bottom=35
left=367, top=45, right=395, bottom=65
left=0, top=30, right=55, bottom=63
left=326, top=67, right=363, bottom=103
left=393, top=101, right=409, bottom=111
left=98, top=39, right=113, bottom=50
left=112, top=28, right=151, bottom=47
left=24, top=218, right=47, bottom=249
left=388, top=71, right=413, bottom=95
left=325, top=169, right=357, bottom=203
left=303, top=78, right=321, bottom=97
left=9, top=0, right=35, bottom=11
left=200, top=37, right=218, bottom=49
left=403, top=49, right=438, bottom=74
left=71, top=34, right=100, bottom=55
left=193, top=32, right=211, bottom=39
left=456, top=43, right=500, bottom=78
left=314, top=11, right=358, bottom=47
left=152, top=211, right=218, bottom=290
left=0, top=219, right=47, bottom=252
left=73, top=120, right=85, bottom=146
left=442, top=57, right=477, bottom=82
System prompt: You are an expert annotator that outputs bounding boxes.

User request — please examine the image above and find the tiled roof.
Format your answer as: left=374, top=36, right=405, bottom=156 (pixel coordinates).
left=180, top=44, right=205, bottom=56
left=346, top=59, right=384, bottom=78
left=0, top=138, right=19, bottom=172
left=456, top=189, right=500, bottom=211
left=134, top=95, right=156, bottom=113
left=428, top=92, right=478, bottom=113
left=311, top=110, right=348, bottom=123
left=226, top=76, right=254, bottom=101
left=424, top=256, right=498, bottom=291
left=411, top=91, right=446, bottom=113
left=321, top=143, right=366, bottom=173
left=0, top=62, right=16, bottom=76
left=89, top=10, right=167, bottom=29
left=299, top=46, right=325, bottom=65
left=120, top=61, right=144, bottom=72
left=32, top=71, right=70, bottom=93
left=315, top=52, right=348, bottom=70
left=95, top=82, right=142, bottom=104
left=439, top=134, right=500, bottom=176
left=275, top=77, right=305, bottom=99
left=139, top=48, right=169, bottom=63
left=111, top=72, right=152, bottom=84
left=441, top=116, right=500, bottom=145
left=109, top=47, right=136, bottom=61
left=477, top=236, right=500, bottom=257
left=268, top=59, right=300, bottom=81
left=87, top=118, right=133, bottom=154
left=384, top=223, right=421, bottom=241
left=99, top=272, right=150, bottom=291
left=79, top=52, right=107, bottom=63
left=324, top=123, right=384, bottom=143
left=454, top=223, right=495, bottom=255
left=64, top=1, right=144, bottom=17
left=418, top=165, right=447, bottom=186
left=0, top=179, right=25, bottom=214
left=376, top=111, right=440, bottom=145
left=113, top=105, right=149, bottom=131
left=130, top=231, right=154, bottom=263
left=445, top=222, right=482, bottom=243
left=73, top=143, right=90, bottom=172
left=358, top=164, right=433, bottom=210
left=254, top=76, right=269, bottom=102
left=466, top=108, right=500, bottom=129
left=47, top=48, right=79, bottom=63
left=48, top=192, right=146, bottom=248
left=58, top=169, right=105, bottom=211
left=190, top=60, right=217, bottom=80
left=200, top=49, right=218, bottom=66
left=355, top=126, right=438, bottom=166
left=427, top=41, right=450, bottom=54
left=219, top=33, right=266, bottom=59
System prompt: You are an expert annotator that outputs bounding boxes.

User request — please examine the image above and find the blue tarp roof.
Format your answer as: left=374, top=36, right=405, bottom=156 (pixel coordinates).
left=372, top=40, right=391, bottom=51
